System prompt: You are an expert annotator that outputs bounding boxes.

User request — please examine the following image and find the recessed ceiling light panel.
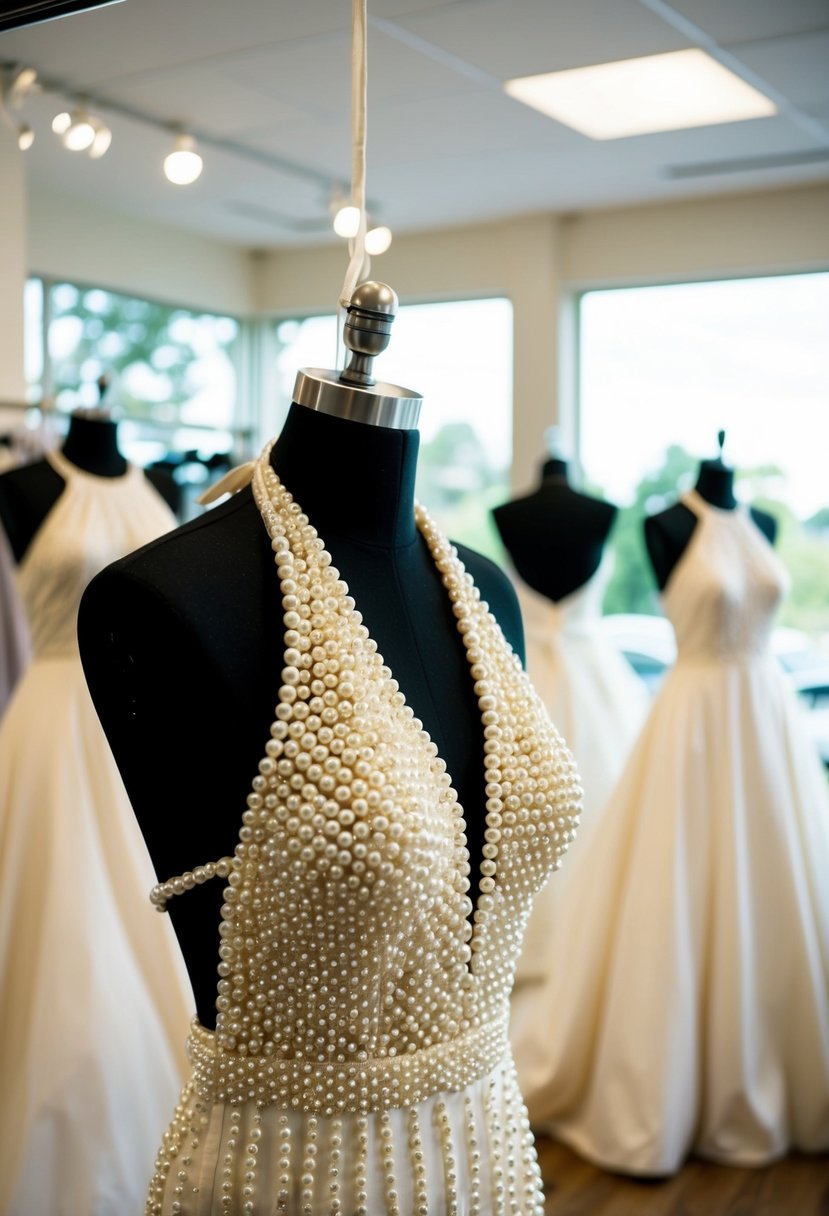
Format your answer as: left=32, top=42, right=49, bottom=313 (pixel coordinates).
left=504, top=49, right=776, bottom=140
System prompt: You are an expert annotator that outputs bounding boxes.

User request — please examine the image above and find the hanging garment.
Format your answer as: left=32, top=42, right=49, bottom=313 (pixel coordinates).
left=509, top=556, right=648, bottom=995
left=513, top=488, right=829, bottom=1175
left=0, top=449, right=194, bottom=1216
left=145, top=445, right=583, bottom=1216
left=0, top=521, right=30, bottom=715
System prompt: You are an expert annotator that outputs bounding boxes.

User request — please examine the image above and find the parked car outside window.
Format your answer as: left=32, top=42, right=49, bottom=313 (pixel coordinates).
left=601, top=615, right=829, bottom=768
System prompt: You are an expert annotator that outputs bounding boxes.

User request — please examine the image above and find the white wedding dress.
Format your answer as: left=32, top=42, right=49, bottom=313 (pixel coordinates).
left=510, top=557, right=648, bottom=992
left=0, top=521, right=30, bottom=715
left=0, top=450, right=194, bottom=1216
left=514, top=489, right=829, bottom=1175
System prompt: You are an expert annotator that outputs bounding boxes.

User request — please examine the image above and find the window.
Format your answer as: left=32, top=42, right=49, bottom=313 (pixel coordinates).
left=28, top=279, right=242, bottom=467
left=273, top=298, right=513, bottom=561
left=579, top=272, right=829, bottom=643
left=46, top=282, right=241, bottom=453
left=20, top=279, right=245, bottom=517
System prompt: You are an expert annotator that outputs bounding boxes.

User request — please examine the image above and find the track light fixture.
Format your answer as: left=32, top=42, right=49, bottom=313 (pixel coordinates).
left=329, top=190, right=392, bottom=254
left=7, top=64, right=38, bottom=107
left=63, top=110, right=95, bottom=150
left=0, top=62, right=39, bottom=149
left=52, top=104, right=112, bottom=157
left=365, top=224, right=392, bottom=256
left=4, top=62, right=391, bottom=239
left=333, top=204, right=360, bottom=238
left=89, top=123, right=112, bottom=158
left=163, top=132, right=203, bottom=185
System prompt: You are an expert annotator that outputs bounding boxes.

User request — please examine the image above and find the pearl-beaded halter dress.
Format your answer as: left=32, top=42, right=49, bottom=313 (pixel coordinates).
left=0, top=449, right=194, bottom=1216
left=146, top=445, right=582, bottom=1216
left=516, top=489, right=829, bottom=1175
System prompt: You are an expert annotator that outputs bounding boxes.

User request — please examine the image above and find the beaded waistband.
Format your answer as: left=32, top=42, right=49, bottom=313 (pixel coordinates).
left=187, top=1016, right=510, bottom=1116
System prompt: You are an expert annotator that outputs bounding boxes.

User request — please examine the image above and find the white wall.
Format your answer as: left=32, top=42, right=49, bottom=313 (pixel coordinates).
left=28, top=190, right=253, bottom=315
left=0, top=127, right=28, bottom=409
left=561, top=183, right=829, bottom=287
left=255, top=183, right=829, bottom=492
left=16, top=180, right=829, bottom=489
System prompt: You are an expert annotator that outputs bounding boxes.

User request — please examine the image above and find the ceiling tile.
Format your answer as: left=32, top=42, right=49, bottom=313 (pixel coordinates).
left=216, top=23, right=482, bottom=122
left=667, top=0, right=829, bottom=46
left=10, top=0, right=829, bottom=248
left=647, top=113, right=819, bottom=165
left=730, top=29, right=829, bottom=109
left=370, top=0, right=465, bottom=13
left=99, top=64, right=317, bottom=135
left=1, top=0, right=351, bottom=87
left=390, top=0, right=692, bottom=79
left=362, top=86, right=585, bottom=168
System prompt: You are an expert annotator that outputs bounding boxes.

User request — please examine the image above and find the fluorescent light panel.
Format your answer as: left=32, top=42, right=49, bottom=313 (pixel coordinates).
left=504, top=49, right=776, bottom=140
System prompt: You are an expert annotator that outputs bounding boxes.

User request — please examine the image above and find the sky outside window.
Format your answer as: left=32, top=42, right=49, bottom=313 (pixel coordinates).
left=580, top=272, right=829, bottom=520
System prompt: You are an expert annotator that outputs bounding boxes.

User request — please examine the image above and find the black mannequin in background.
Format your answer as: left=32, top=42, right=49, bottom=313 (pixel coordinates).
left=0, top=411, right=128, bottom=563
left=79, top=401, right=525, bottom=1026
left=492, top=456, right=618, bottom=602
left=645, top=433, right=777, bottom=590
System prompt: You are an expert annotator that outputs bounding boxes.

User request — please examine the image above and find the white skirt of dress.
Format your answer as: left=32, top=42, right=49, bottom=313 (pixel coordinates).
left=514, top=625, right=647, bottom=986
left=148, top=1050, right=545, bottom=1215
left=513, top=655, right=829, bottom=1175
left=0, top=657, right=194, bottom=1216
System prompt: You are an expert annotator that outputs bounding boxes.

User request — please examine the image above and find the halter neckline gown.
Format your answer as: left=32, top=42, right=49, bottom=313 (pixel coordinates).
left=509, top=555, right=648, bottom=1030
left=0, top=450, right=194, bottom=1215
left=514, top=489, right=829, bottom=1174
left=145, top=447, right=583, bottom=1216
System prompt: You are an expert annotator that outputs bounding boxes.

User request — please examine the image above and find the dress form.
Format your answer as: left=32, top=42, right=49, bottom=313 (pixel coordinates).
left=79, top=283, right=525, bottom=1026
left=0, top=411, right=127, bottom=562
left=492, top=458, right=617, bottom=602
left=645, top=455, right=777, bottom=591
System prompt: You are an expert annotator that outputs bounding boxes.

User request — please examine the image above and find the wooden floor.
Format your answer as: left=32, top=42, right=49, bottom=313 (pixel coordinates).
left=537, top=1137, right=829, bottom=1216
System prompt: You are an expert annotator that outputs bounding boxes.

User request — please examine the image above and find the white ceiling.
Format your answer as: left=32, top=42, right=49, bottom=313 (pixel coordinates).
left=2, top=0, right=829, bottom=248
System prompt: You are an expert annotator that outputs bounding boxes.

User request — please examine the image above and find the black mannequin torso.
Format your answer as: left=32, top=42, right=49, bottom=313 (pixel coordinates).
left=0, top=413, right=128, bottom=563
left=0, top=413, right=180, bottom=561
left=79, top=403, right=525, bottom=1026
left=644, top=459, right=777, bottom=590
left=492, top=459, right=617, bottom=602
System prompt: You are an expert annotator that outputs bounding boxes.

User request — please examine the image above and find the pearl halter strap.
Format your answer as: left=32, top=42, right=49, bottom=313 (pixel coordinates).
left=149, top=444, right=581, bottom=1116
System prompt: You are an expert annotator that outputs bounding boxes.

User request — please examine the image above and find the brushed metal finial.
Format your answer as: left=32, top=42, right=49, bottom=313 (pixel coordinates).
left=292, top=281, right=421, bottom=430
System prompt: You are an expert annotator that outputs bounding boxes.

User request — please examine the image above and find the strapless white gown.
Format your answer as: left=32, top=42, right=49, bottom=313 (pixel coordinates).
left=511, top=556, right=648, bottom=990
